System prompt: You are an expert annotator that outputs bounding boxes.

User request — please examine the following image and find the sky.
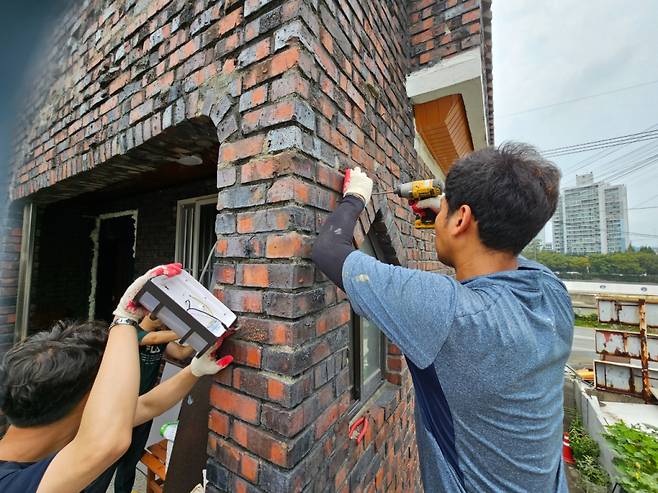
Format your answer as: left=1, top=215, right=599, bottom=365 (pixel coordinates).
left=492, top=1, right=658, bottom=248
left=0, top=0, right=71, bottom=219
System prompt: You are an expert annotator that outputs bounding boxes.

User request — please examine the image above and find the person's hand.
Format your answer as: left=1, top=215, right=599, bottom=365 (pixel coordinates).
left=343, top=167, right=373, bottom=205
left=413, top=195, right=444, bottom=214
left=190, top=344, right=233, bottom=377
left=113, top=263, right=183, bottom=321
left=140, top=314, right=164, bottom=331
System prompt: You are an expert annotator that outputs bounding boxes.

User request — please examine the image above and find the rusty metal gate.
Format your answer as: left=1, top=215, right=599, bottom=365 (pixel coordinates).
left=594, top=295, right=658, bottom=403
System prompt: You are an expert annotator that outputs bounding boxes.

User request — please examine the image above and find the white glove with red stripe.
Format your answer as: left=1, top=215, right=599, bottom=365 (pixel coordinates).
left=190, top=349, right=233, bottom=377
left=414, top=195, right=444, bottom=214
left=343, top=167, right=373, bottom=205
left=113, top=263, right=183, bottom=322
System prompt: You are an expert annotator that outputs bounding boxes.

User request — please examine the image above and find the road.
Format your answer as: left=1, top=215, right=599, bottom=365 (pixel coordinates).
left=568, top=326, right=597, bottom=369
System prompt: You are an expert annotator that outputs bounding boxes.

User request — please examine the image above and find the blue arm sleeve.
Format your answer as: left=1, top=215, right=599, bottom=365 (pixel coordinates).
left=342, top=251, right=459, bottom=368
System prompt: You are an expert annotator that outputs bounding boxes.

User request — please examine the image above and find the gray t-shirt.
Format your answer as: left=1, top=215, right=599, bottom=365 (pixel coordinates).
left=343, top=251, right=573, bottom=493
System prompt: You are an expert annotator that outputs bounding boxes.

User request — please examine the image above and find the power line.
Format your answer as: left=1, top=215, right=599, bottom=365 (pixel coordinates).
left=547, top=135, right=658, bottom=157
left=603, top=153, right=658, bottom=183
left=626, top=231, right=658, bottom=239
left=560, top=125, right=658, bottom=180
left=628, top=206, right=658, bottom=210
left=561, top=141, right=658, bottom=187
left=497, top=78, right=658, bottom=118
left=542, top=132, right=658, bottom=158
left=543, top=129, right=658, bottom=154
left=546, top=137, right=658, bottom=159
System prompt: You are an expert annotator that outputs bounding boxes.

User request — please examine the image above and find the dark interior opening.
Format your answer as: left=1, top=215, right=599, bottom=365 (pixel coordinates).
left=94, top=215, right=136, bottom=323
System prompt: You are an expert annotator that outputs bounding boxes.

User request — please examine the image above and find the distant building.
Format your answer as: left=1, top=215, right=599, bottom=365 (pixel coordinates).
left=552, top=173, right=629, bottom=255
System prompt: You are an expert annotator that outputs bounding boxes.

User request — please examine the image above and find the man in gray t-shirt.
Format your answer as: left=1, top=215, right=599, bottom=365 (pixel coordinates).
left=312, top=143, right=572, bottom=492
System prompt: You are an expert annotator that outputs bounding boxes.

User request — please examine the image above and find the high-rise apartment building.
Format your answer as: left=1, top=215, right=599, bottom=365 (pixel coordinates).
left=552, top=173, right=629, bottom=254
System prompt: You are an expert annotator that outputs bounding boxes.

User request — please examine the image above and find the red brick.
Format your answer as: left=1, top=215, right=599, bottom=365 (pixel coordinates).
left=240, top=453, right=260, bottom=483
left=214, top=263, right=236, bottom=284
left=241, top=99, right=314, bottom=134
left=210, top=384, right=260, bottom=424
left=216, top=235, right=264, bottom=258
left=240, top=152, right=314, bottom=184
left=237, top=316, right=315, bottom=346
left=270, top=70, right=311, bottom=100
left=239, top=84, right=268, bottom=112
left=238, top=264, right=269, bottom=287
left=108, top=72, right=130, bottom=95
left=208, top=409, right=230, bottom=437
left=316, top=302, right=351, bottom=335
left=218, top=7, right=243, bottom=35
left=316, top=163, right=344, bottom=192
left=267, top=378, right=285, bottom=401
left=242, top=46, right=302, bottom=90
left=265, top=231, right=312, bottom=258
left=222, top=339, right=262, bottom=368
left=231, top=420, right=288, bottom=467
left=462, top=9, right=480, bottom=24
left=219, top=135, right=265, bottom=163
left=214, top=436, right=242, bottom=472
left=314, top=401, right=338, bottom=439
left=214, top=286, right=263, bottom=313
left=387, top=356, right=403, bottom=372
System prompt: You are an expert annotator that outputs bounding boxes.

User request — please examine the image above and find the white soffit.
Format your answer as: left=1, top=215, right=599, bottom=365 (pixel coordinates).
left=406, top=48, right=488, bottom=150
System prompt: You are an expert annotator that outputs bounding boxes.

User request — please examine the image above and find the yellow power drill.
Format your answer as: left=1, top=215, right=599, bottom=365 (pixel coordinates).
left=375, top=179, right=443, bottom=228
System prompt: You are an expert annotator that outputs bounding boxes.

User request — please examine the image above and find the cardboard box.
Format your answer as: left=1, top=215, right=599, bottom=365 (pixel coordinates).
left=135, top=270, right=237, bottom=355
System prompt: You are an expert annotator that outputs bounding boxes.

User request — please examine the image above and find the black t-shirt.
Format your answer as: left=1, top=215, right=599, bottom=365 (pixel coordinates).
left=0, top=456, right=55, bottom=492
left=137, top=329, right=167, bottom=395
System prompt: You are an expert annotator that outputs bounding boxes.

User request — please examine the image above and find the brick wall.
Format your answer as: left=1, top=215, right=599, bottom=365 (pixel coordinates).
left=205, top=1, right=446, bottom=491
left=0, top=204, right=21, bottom=355
left=408, top=0, right=494, bottom=143
left=0, top=203, right=22, bottom=436
left=5, top=0, right=492, bottom=489
left=409, top=0, right=482, bottom=70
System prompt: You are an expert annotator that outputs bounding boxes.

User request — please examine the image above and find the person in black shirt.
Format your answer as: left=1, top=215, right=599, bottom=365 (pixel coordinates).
left=86, top=314, right=194, bottom=493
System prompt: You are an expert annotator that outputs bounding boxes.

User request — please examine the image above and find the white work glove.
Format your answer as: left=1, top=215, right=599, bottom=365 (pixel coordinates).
left=190, top=347, right=233, bottom=377
left=343, top=167, right=373, bottom=205
left=414, top=195, right=444, bottom=214
left=113, top=263, right=183, bottom=322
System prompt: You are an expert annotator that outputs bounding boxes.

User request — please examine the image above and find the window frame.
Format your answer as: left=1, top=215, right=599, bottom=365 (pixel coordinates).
left=175, top=194, right=217, bottom=285
left=351, top=230, right=388, bottom=402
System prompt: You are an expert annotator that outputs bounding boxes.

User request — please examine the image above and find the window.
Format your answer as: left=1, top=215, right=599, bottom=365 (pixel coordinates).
left=351, top=231, right=387, bottom=401
left=175, top=195, right=217, bottom=288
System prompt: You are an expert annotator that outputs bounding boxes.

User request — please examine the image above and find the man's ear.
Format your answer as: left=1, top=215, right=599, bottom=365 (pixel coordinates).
left=453, top=205, right=474, bottom=235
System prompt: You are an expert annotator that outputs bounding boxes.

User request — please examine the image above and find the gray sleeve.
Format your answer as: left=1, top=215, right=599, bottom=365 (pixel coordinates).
left=342, top=251, right=459, bottom=368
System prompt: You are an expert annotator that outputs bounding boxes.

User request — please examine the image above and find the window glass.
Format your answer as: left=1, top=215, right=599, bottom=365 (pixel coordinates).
left=353, top=232, right=385, bottom=400
left=176, top=196, right=217, bottom=289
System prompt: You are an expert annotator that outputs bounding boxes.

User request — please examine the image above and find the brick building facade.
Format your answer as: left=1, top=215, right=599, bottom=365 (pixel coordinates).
left=0, top=0, right=493, bottom=491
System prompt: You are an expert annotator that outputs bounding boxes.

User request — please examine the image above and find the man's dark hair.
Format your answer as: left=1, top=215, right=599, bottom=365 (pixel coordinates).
left=0, top=320, right=108, bottom=427
left=444, top=142, right=561, bottom=255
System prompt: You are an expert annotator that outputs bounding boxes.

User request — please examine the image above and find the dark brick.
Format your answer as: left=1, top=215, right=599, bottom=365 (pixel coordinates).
left=262, top=287, right=324, bottom=318
left=217, top=184, right=268, bottom=209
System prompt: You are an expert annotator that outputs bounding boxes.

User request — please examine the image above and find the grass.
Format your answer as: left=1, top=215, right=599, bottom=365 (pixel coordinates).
left=568, top=415, right=610, bottom=489
left=574, top=314, right=639, bottom=332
